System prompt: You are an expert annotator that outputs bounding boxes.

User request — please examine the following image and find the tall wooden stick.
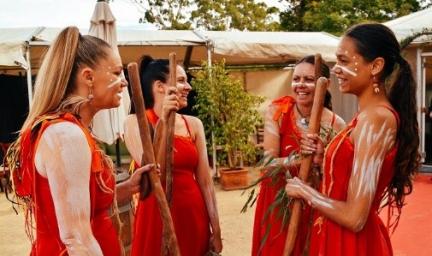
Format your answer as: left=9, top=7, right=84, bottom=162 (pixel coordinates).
left=127, top=62, right=181, bottom=256
left=283, top=54, right=326, bottom=256
left=165, top=53, right=177, bottom=204
left=153, top=53, right=177, bottom=205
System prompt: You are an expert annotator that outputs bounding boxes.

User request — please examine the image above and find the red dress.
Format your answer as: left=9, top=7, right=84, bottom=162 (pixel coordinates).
left=309, top=109, right=398, bottom=256
left=18, top=113, right=120, bottom=256
left=252, top=96, right=312, bottom=256
left=131, top=111, right=210, bottom=256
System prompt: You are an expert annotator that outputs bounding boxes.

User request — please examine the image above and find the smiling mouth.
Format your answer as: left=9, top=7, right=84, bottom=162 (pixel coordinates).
left=337, top=78, right=348, bottom=85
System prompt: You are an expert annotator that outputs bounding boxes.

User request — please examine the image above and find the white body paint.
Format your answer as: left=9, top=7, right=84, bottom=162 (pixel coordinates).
left=35, top=122, right=104, bottom=255
left=350, top=121, right=394, bottom=199
left=291, top=82, right=315, bottom=88
left=123, top=115, right=143, bottom=164
left=333, top=64, right=358, bottom=77
left=285, top=108, right=397, bottom=232
left=107, top=77, right=122, bottom=88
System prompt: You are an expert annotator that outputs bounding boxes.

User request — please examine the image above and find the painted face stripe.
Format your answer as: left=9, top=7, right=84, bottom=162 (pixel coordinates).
left=333, top=64, right=358, bottom=77
left=291, top=82, right=315, bottom=88
left=107, top=77, right=122, bottom=88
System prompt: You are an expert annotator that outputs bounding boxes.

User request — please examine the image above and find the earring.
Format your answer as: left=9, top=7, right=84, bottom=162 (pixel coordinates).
left=88, top=82, right=94, bottom=101
left=372, top=76, right=380, bottom=94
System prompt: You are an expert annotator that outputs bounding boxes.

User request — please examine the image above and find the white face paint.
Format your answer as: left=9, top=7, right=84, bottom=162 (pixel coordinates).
left=291, top=82, right=316, bottom=88
left=107, top=77, right=122, bottom=89
left=333, top=64, right=358, bottom=77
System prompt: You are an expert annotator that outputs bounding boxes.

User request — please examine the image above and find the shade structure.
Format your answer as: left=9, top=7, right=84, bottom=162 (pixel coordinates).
left=384, top=6, right=432, bottom=43
left=88, top=0, right=131, bottom=145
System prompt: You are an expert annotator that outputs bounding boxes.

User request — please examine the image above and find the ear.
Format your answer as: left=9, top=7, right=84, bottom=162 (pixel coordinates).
left=154, top=80, right=165, bottom=94
left=370, top=57, right=385, bottom=76
left=79, top=67, right=94, bottom=85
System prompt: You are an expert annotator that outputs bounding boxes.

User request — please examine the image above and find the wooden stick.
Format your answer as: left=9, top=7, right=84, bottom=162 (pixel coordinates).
left=283, top=54, right=326, bottom=256
left=127, top=62, right=181, bottom=256
left=165, top=53, right=177, bottom=204
left=152, top=53, right=176, bottom=205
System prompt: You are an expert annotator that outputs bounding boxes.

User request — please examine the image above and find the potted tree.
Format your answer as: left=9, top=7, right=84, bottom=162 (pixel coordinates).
left=192, top=60, right=264, bottom=190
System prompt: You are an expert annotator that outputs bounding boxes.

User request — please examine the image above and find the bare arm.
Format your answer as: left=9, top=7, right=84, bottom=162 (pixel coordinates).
left=121, top=114, right=156, bottom=204
left=124, top=114, right=142, bottom=164
left=35, top=123, right=103, bottom=255
left=286, top=109, right=397, bottom=232
left=189, top=116, right=223, bottom=253
left=262, top=104, right=301, bottom=169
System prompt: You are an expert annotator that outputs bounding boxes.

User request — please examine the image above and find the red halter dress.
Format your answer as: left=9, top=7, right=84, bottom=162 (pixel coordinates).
left=131, top=110, right=210, bottom=256
left=18, top=113, right=120, bottom=256
left=309, top=108, right=399, bottom=256
left=252, top=96, right=335, bottom=256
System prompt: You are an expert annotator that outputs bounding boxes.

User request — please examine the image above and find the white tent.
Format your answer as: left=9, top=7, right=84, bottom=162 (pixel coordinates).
left=0, top=27, right=339, bottom=71
left=384, top=6, right=432, bottom=43
left=385, top=7, right=432, bottom=163
left=203, top=31, right=339, bottom=65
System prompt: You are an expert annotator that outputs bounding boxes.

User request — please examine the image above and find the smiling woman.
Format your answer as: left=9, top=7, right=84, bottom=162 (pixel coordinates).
left=124, top=55, right=222, bottom=256
left=6, top=26, right=153, bottom=256
left=251, top=55, right=345, bottom=256
left=285, top=23, right=420, bottom=256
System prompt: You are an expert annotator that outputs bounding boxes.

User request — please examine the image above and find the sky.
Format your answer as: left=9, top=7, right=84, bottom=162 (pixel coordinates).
left=0, top=0, right=285, bottom=29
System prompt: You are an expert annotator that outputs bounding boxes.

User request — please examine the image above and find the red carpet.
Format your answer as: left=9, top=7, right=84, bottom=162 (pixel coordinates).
left=380, top=174, right=432, bottom=256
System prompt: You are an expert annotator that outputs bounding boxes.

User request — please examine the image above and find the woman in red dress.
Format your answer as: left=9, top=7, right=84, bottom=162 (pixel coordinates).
left=7, top=27, right=151, bottom=255
left=126, top=56, right=222, bottom=256
left=286, top=23, right=420, bottom=256
left=252, top=56, right=345, bottom=256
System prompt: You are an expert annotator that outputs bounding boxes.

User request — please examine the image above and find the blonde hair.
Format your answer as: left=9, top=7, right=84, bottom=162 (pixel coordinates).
left=21, top=26, right=111, bottom=131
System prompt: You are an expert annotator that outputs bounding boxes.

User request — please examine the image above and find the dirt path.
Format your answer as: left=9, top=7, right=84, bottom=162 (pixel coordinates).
left=0, top=176, right=258, bottom=256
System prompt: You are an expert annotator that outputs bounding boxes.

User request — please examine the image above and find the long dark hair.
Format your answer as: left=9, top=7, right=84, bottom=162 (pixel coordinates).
left=296, top=55, right=333, bottom=110
left=132, top=55, right=169, bottom=111
left=345, top=23, right=420, bottom=221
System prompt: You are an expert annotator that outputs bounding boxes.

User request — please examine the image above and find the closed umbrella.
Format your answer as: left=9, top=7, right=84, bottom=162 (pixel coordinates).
left=88, top=0, right=131, bottom=146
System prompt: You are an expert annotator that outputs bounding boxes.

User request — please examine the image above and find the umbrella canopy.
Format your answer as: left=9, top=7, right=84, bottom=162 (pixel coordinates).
left=88, top=0, right=131, bottom=145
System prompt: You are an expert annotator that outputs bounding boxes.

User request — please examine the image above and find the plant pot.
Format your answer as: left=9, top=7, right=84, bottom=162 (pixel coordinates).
left=219, top=167, right=249, bottom=190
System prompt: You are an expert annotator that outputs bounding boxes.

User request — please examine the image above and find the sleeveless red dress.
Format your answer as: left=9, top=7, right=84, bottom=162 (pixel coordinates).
left=19, top=113, right=120, bottom=256
left=252, top=96, right=313, bottom=256
left=309, top=108, right=398, bottom=256
left=131, top=110, right=210, bottom=256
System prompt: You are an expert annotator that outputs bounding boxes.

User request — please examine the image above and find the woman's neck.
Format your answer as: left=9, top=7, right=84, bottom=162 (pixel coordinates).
left=78, top=105, right=97, bottom=128
left=357, top=87, right=389, bottom=111
left=296, top=103, right=312, bottom=118
left=153, top=101, right=163, bottom=118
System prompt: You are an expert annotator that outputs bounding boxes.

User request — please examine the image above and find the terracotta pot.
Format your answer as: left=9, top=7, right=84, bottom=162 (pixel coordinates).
left=219, top=167, right=249, bottom=190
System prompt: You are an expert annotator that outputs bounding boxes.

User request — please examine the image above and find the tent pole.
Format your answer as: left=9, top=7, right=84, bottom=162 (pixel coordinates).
left=207, top=45, right=218, bottom=177
left=25, top=44, right=33, bottom=108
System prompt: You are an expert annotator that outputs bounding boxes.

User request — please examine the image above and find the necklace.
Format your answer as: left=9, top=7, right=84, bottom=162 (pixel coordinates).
left=295, top=104, right=311, bottom=129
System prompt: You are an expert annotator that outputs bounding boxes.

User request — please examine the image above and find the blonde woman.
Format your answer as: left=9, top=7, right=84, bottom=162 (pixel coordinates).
left=7, top=27, right=151, bottom=255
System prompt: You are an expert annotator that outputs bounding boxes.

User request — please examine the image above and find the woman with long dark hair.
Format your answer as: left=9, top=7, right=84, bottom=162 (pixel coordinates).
left=125, top=56, right=222, bottom=256
left=285, top=23, right=420, bottom=255
left=252, top=55, right=345, bottom=256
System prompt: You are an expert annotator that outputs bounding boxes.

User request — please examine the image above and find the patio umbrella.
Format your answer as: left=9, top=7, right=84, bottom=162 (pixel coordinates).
left=88, top=0, right=131, bottom=145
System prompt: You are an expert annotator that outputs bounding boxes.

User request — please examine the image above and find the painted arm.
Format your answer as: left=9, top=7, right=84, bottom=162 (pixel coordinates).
left=120, top=114, right=157, bottom=204
left=191, top=116, right=223, bottom=253
left=35, top=123, right=103, bottom=255
left=263, top=104, right=300, bottom=169
left=124, top=114, right=142, bottom=164
left=286, top=109, right=397, bottom=232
